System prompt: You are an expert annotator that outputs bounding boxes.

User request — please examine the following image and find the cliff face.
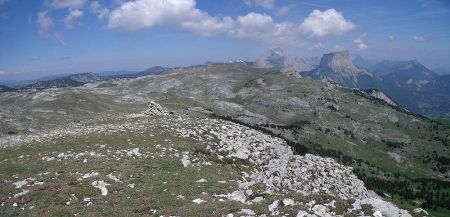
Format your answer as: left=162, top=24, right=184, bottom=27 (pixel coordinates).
left=319, top=51, right=360, bottom=75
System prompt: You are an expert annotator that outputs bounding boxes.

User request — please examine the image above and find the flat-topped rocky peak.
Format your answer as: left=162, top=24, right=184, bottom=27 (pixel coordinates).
left=319, top=51, right=360, bottom=74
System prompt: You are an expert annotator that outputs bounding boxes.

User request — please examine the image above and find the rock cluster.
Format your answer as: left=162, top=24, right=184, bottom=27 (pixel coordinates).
left=174, top=114, right=411, bottom=217
left=142, top=101, right=169, bottom=116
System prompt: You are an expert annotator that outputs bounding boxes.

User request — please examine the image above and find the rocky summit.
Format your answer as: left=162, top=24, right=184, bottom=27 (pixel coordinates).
left=301, top=51, right=377, bottom=87
left=319, top=51, right=360, bottom=74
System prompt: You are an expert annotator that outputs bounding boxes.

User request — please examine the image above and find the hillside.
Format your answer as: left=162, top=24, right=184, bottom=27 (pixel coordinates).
left=0, top=64, right=449, bottom=215
left=0, top=84, right=15, bottom=92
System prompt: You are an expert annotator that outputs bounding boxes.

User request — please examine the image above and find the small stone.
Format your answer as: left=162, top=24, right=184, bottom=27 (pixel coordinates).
left=195, top=178, right=207, bottom=183
left=192, top=198, right=206, bottom=204
left=283, top=198, right=295, bottom=206
left=373, top=211, right=382, bottom=217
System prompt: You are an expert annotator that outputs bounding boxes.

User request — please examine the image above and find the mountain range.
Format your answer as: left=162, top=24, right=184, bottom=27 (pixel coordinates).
left=293, top=50, right=449, bottom=119
left=0, top=67, right=169, bottom=91
left=0, top=49, right=448, bottom=119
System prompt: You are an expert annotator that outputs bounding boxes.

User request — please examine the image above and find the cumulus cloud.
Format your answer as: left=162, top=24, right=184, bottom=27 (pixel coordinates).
left=413, top=35, right=425, bottom=41
left=299, top=9, right=355, bottom=37
left=106, top=0, right=355, bottom=45
left=229, top=12, right=297, bottom=43
left=62, top=8, right=83, bottom=29
left=90, top=1, right=110, bottom=20
left=37, top=11, right=54, bottom=35
left=46, top=0, right=88, bottom=9
left=107, top=0, right=234, bottom=36
left=0, top=69, right=7, bottom=76
left=353, top=38, right=367, bottom=50
left=244, top=0, right=275, bottom=9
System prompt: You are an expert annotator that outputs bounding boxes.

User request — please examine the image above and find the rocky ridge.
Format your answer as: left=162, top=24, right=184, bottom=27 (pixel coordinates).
left=175, top=112, right=411, bottom=217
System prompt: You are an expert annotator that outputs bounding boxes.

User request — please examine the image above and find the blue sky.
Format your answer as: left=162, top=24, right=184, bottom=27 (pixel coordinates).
left=0, top=0, right=449, bottom=81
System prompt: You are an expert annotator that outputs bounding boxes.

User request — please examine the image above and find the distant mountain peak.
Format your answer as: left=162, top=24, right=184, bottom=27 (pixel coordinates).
left=256, top=48, right=314, bottom=74
left=370, top=59, right=437, bottom=79
left=319, top=50, right=360, bottom=74
left=301, top=50, right=377, bottom=87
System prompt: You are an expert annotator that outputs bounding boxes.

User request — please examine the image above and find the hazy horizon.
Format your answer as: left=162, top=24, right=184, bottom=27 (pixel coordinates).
left=1, top=0, right=450, bottom=81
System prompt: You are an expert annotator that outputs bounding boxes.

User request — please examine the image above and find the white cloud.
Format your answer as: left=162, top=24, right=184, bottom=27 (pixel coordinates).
left=46, top=0, right=88, bottom=9
left=229, top=12, right=297, bottom=44
left=413, top=35, right=425, bottom=41
left=389, top=35, right=395, bottom=40
left=90, top=1, right=110, bottom=20
left=0, top=69, right=7, bottom=76
left=353, top=38, right=367, bottom=50
left=299, top=9, right=355, bottom=37
left=62, top=8, right=83, bottom=29
left=106, top=1, right=355, bottom=45
left=37, top=11, right=54, bottom=35
left=107, top=0, right=233, bottom=36
left=244, top=0, right=275, bottom=9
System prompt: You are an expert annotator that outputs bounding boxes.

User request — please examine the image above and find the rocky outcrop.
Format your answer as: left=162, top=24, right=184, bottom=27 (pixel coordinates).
left=175, top=115, right=411, bottom=217
left=142, top=101, right=169, bottom=116
left=319, top=51, right=360, bottom=75
left=364, top=89, right=398, bottom=106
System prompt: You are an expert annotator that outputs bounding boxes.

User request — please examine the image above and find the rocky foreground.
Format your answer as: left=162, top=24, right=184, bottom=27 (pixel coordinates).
left=0, top=102, right=426, bottom=216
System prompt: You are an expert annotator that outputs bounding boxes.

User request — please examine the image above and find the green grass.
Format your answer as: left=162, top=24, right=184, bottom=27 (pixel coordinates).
left=228, top=95, right=248, bottom=105
left=96, top=82, right=117, bottom=88
left=433, top=119, right=450, bottom=127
